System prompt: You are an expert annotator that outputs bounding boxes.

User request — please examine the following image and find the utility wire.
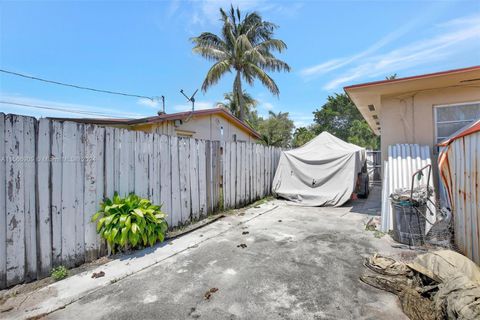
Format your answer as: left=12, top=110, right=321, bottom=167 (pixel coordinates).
left=0, top=69, right=156, bottom=101
left=0, top=100, right=143, bottom=118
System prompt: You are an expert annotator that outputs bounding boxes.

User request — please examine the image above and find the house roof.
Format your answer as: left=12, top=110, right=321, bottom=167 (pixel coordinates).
left=438, top=119, right=480, bottom=146
left=49, top=107, right=262, bottom=139
left=344, top=66, right=480, bottom=135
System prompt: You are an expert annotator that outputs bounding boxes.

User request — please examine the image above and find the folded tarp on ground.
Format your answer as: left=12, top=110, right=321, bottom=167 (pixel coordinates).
left=272, top=132, right=365, bottom=207
left=361, top=250, right=480, bottom=320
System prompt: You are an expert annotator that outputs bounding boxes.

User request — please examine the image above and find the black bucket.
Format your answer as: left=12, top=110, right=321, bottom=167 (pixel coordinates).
left=392, top=202, right=427, bottom=246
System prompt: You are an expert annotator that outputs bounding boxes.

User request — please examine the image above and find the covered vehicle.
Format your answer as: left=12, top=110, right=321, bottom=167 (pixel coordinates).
left=272, top=132, right=366, bottom=206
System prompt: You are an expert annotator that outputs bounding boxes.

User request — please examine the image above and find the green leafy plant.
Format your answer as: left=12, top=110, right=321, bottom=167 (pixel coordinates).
left=51, top=265, right=68, bottom=281
left=92, top=193, right=168, bottom=253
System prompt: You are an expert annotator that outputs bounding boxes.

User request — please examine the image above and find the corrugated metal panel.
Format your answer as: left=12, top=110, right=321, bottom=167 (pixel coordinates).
left=439, top=131, right=480, bottom=264
left=381, top=144, right=436, bottom=232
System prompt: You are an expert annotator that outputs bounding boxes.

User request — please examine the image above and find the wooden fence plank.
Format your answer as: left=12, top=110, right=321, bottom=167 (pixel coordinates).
left=23, top=117, right=37, bottom=281
left=74, top=123, right=85, bottom=265
left=83, top=125, right=103, bottom=262
left=104, top=127, right=115, bottom=200
left=51, top=121, right=63, bottom=266
left=230, top=142, right=236, bottom=208
left=247, top=143, right=252, bottom=203
left=159, top=135, right=172, bottom=226
left=254, top=145, right=260, bottom=200
left=118, top=130, right=130, bottom=196
left=252, top=144, right=256, bottom=200
left=269, top=147, right=274, bottom=190
left=95, top=127, right=106, bottom=256
left=262, top=145, right=266, bottom=197
left=150, top=135, right=159, bottom=204
left=134, top=131, right=149, bottom=198
left=113, top=128, right=121, bottom=193
left=37, top=119, right=52, bottom=277
left=60, top=122, right=78, bottom=267
left=190, top=139, right=199, bottom=220
left=5, top=115, right=26, bottom=286
left=213, top=141, right=221, bottom=212
left=259, top=145, right=263, bottom=197
left=0, top=114, right=5, bottom=287
left=261, top=145, right=264, bottom=197
left=117, top=129, right=126, bottom=195
left=128, top=131, right=135, bottom=194
left=222, top=142, right=230, bottom=209
left=198, top=140, right=207, bottom=217
left=146, top=133, right=154, bottom=200
left=253, top=144, right=257, bottom=199
left=205, top=141, right=212, bottom=214
left=248, top=143, right=252, bottom=202
left=235, top=142, right=241, bottom=207
left=179, top=138, right=191, bottom=224
left=170, top=136, right=181, bottom=227
left=257, top=144, right=261, bottom=199
left=241, top=142, right=248, bottom=206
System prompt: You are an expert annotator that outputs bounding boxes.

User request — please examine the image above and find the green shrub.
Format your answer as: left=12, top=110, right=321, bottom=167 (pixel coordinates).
left=51, top=265, right=68, bottom=281
left=92, top=192, right=168, bottom=253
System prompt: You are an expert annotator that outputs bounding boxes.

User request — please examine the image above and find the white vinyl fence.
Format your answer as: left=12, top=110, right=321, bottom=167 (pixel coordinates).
left=0, top=113, right=282, bottom=289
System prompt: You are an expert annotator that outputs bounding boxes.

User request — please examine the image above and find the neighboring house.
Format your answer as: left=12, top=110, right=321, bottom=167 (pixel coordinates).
left=52, top=107, right=261, bottom=142
left=344, top=66, right=480, bottom=163
left=345, top=66, right=480, bottom=262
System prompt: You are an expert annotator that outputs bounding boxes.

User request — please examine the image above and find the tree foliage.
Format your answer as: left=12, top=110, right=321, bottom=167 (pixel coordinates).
left=256, top=111, right=294, bottom=148
left=191, top=5, right=290, bottom=121
left=312, top=93, right=379, bottom=149
left=292, top=126, right=317, bottom=147
left=218, top=91, right=258, bottom=120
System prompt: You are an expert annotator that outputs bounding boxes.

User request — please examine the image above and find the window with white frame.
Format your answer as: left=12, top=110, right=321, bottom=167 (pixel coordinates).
left=434, top=102, right=480, bottom=144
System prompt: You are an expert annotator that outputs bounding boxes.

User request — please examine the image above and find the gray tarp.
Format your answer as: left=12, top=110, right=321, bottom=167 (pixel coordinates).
left=272, top=132, right=365, bottom=206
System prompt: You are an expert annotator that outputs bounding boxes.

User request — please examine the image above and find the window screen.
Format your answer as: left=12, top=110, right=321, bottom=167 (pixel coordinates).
left=435, top=102, right=480, bottom=144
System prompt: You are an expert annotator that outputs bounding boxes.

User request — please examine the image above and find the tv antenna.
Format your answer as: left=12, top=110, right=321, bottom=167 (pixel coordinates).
left=180, top=89, right=198, bottom=111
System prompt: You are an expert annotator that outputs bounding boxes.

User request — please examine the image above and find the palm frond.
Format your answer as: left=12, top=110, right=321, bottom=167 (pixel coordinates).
left=220, top=8, right=236, bottom=47
left=235, top=34, right=254, bottom=54
left=259, top=57, right=291, bottom=73
left=192, top=46, right=228, bottom=61
left=255, top=39, right=287, bottom=53
left=246, top=63, right=280, bottom=96
left=190, top=32, right=226, bottom=49
left=201, top=60, right=232, bottom=92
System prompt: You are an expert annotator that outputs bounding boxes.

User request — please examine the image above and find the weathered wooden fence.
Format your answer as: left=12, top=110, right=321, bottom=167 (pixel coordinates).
left=0, top=113, right=282, bottom=289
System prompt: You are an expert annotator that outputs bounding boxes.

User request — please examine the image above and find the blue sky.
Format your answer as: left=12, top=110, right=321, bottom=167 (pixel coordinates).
left=0, top=0, right=479, bottom=127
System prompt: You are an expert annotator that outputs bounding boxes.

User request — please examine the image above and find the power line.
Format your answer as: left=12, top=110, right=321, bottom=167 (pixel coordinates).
left=0, top=69, right=156, bottom=101
left=0, top=100, right=142, bottom=118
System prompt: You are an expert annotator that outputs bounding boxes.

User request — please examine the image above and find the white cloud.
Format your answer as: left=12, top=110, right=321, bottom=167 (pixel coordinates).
left=172, top=100, right=214, bottom=112
left=322, top=13, right=480, bottom=90
left=137, top=98, right=159, bottom=108
left=0, top=94, right=147, bottom=119
left=300, top=11, right=437, bottom=78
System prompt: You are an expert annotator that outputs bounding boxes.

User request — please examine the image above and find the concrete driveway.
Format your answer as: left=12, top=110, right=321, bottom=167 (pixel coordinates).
left=44, top=196, right=408, bottom=320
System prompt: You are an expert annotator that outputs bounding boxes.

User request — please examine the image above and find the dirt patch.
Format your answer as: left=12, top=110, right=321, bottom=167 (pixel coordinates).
left=0, top=256, right=111, bottom=307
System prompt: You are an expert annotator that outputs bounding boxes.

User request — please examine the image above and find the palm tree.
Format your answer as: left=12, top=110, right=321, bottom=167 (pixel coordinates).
left=217, top=91, right=258, bottom=119
left=191, top=6, right=290, bottom=121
